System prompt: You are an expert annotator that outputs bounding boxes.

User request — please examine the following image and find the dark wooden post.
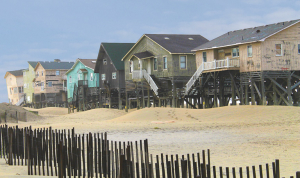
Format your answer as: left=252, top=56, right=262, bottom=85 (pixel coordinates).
left=213, top=72, right=218, bottom=107
left=245, top=84, right=249, bottom=105
left=147, top=88, right=150, bottom=108
left=118, top=88, right=122, bottom=110
left=251, top=79, right=255, bottom=105
left=219, top=76, right=224, bottom=107
left=231, top=74, right=236, bottom=105
left=172, top=78, right=176, bottom=108
left=261, top=74, right=266, bottom=105
left=125, top=90, right=128, bottom=112
left=287, top=74, right=292, bottom=105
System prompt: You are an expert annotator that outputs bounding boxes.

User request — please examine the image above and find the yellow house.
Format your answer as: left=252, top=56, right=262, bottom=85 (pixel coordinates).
left=4, top=69, right=25, bottom=105
left=185, top=19, right=300, bottom=107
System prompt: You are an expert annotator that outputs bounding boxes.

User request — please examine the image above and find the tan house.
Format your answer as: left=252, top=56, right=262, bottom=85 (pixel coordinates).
left=4, top=69, right=25, bottom=105
left=34, top=59, right=74, bottom=107
left=185, top=19, right=300, bottom=107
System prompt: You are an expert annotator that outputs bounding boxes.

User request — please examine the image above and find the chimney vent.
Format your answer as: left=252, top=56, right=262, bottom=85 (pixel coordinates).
left=54, top=59, right=61, bottom=62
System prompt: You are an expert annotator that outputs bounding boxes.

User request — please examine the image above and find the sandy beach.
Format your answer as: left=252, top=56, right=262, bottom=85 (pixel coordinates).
left=1, top=105, right=300, bottom=177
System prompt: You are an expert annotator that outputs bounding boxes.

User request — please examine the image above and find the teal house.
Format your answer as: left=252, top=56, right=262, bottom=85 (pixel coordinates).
left=66, top=59, right=99, bottom=100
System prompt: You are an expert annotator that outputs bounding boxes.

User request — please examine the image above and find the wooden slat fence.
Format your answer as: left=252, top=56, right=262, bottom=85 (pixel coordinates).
left=0, top=125, right=299, bottom=178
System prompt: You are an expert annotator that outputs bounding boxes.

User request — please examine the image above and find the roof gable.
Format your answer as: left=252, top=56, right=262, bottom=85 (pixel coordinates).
left=193, top=19, right=300, bottom=51
left=4, top=69, right=25, bottom=78
left=28, top=61, right=40, bottom=68
left=66, top=59, right=97, bottom=75
left=95, top=43, right=135, bottom=72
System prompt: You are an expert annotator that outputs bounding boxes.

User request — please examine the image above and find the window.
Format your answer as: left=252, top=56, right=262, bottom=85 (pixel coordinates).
left=180, top=56, right=187, bottom=69
left=129, top=60, right=133, bottom=73
left=37, top=72, right=39, bottom=77
left=69, top=76, right=72, bottom=83
left=14, top=87, right=17, bottom=94
left=32, top=82, right=35, bottom=88
left=42, top=71, right=44, bottom=76
left=232, top=48, right=239, bottom=57
left=78, top=74, right=80, bottom=80
left=298, top=44, right=300, bottom=54
left=41, top=82, right=44, bottom=91
left=163, top=57, right=167, bottom=69
left=203, top=52, right=207, bottom=62
left=27, top=96, right=30, bottom=102
left=10, top=88, right=12, bottom=95
left=138, top=60, right=141, bottom=69
left=112, top=72, right=116, bottom=79
left=48, top=82, right=52, bottom=87
left=247, top=45, right=253, bottom=57
left=275, top=44, right=282, bottom=56
left=101, top=74, right=106, bottom=80
left=56, top=71, right=60, bottom=76
left=18, top=86, right=23, bottom=93
left=90, top=73, right=93, bottom=81
left=154, top=58, right=158, bottom=70
left=103, top=59, right=107, bottom=65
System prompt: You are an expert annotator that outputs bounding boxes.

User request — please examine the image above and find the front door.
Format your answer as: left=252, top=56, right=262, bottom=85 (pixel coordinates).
left=218, top=50, right=225, bottom=60
left=147, top=59, right=151, bottom=75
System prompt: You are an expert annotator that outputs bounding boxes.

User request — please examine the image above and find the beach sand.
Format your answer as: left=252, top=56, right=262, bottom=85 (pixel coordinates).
left=1, top=105, right=300, bottom=177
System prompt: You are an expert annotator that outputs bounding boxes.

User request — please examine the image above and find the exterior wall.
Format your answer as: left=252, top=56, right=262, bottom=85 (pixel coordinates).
left=261, top=23, right=300, bottom=71
left=171, top=54, right=197, bottom=77
left=34, top=65, right=68, bottom=94
left=5, top=74, right=23, bottom=105
left=98, top=52, right=122, bottom=89
left=195, top=49, right=215, bottom=68
left=67, top=61, right=99, bottom=99
left=239, top=42, right=262, bottom=72
left=23, top=64, right=35, bottom=103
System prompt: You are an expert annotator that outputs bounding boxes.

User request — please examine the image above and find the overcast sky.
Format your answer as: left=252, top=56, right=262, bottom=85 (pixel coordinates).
left=1, top=0, right=300, bottom=103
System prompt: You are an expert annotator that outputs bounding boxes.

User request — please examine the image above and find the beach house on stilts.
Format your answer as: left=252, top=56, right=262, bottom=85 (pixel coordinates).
left=94, top=43, right=135, bottom=109
left=185, top=19, right=300, bottom=108
left=121, top=34, right=209, bottom=110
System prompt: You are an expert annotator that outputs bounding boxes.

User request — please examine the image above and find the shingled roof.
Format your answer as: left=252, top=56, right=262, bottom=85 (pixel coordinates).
left=78, top=59, right=97, bottom=70
left=193, top=19, right=300, bottom=51
left=4, top=69, right=25, bottom=78
left=133, top=51, right=154, bottom=60
left=145, top=34, right=209, bottom=53
left=95, top=43, right=135, bottom=72
left=36, top=61, right=74, bottom=70
left=28, top=61, right=40, bottom=68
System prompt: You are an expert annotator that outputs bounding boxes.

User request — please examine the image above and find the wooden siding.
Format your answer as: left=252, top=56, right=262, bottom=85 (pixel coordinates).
left=97, top=52, right=124, bottom=89
left=239, top=42, right=262, bottom=72
left=34, top=65, right=68, bottom=94
left=195, top=49, right=215, bottom=68
left=23, top=64, right=35, bottom=103
left=261, top=23, right=300, bottom=71
left=5, top=74, right=23, bottom=105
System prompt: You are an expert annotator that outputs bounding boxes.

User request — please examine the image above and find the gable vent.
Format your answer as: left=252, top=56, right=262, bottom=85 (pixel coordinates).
left=188, top=38, right=194, bottom=40
left=164, top=37, right=169, bottom=40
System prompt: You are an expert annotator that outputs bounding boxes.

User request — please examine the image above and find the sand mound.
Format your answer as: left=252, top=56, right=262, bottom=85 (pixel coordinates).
left=0, top=103, right=43, bottom=122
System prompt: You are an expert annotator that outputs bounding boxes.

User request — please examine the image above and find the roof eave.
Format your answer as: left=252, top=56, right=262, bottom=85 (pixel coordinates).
left=192, top=40, right=261, bottom=51
left=259, top=20, right=300, bottom=42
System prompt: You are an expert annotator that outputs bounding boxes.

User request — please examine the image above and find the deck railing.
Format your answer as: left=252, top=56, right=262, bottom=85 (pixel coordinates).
left=185, top=58, right=240, bottom=95
left=132, top=70, right=159, bottom=96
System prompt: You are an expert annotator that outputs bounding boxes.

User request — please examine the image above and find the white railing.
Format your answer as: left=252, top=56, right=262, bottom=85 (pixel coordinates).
left=142, top=70, right=159, bottom=96
left=132, top=70, right=143, bottom=80
left=131, top=69, right=159, bottom=96
left=16, top=95, right=24, bottom=106
left=185, top=58, right=240, bottom=95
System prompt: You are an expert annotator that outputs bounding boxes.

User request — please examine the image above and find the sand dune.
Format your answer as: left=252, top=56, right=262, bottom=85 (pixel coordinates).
left=2, top=105, right=300, bottom=177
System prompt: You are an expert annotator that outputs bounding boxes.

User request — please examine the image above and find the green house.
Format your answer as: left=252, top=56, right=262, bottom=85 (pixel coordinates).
left=23, top=61, right=39, bottom=105
left=66, top=59, right=99, bottom=100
